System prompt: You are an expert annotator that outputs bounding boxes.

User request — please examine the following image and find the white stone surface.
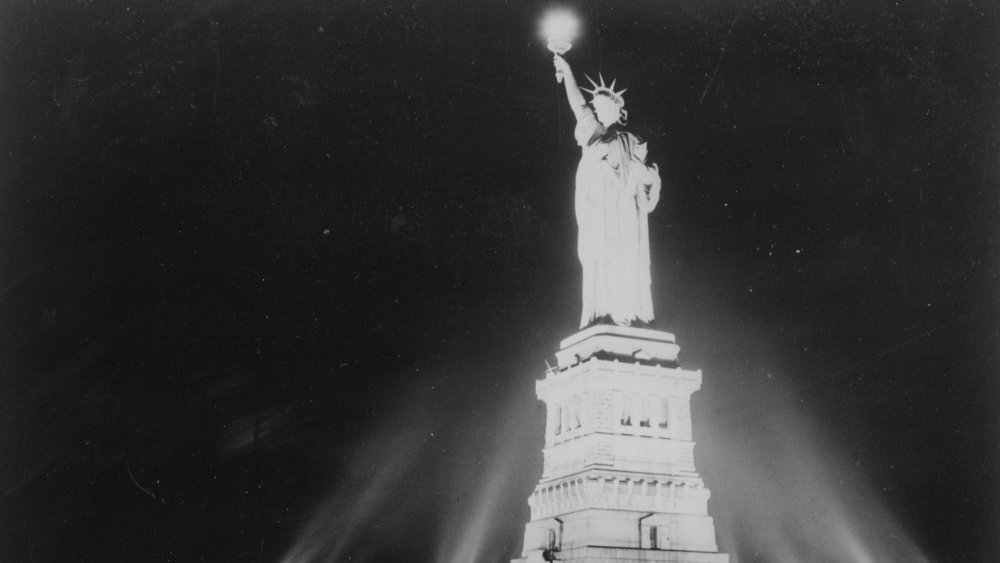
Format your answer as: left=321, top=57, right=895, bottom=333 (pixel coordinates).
left=554, top=55, right=662, bottom=329
left=514, top=328, right=728, bottom=563
left=514, top=546, right=730, bottom=563
left=555, top=325, right=680, bottom=368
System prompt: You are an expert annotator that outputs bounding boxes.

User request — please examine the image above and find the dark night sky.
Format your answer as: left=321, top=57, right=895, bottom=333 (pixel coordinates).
left=1, top=1, right=998, bottom=562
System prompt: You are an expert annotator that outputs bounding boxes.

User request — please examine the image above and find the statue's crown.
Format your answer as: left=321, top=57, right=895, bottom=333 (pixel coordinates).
left=583, top=74, right=626, bottom=107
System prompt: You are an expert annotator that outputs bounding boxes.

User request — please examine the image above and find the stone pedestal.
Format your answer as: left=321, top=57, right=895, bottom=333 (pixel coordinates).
left=513, top=326, right=728, bottom=563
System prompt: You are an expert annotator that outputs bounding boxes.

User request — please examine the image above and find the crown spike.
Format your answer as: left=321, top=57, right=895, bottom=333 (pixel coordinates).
left=583, top=72, right=626, bottom=108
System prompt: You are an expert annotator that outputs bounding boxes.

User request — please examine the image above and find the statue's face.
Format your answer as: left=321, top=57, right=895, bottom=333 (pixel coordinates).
left=592, top=96, right=622, bottom=127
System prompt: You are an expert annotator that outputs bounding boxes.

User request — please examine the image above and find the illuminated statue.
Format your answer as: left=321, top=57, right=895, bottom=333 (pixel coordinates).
left=553, top=55, right=661, bottom=329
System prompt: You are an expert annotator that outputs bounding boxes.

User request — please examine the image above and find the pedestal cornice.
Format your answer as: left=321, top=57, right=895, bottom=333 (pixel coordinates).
left=556, top=326, right=681, bottom=369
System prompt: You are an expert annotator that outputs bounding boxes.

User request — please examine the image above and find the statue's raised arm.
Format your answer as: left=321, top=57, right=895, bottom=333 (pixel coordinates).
left=557, top=59, right=662, bottom=329
left=553, top=55, right=587, bottom=120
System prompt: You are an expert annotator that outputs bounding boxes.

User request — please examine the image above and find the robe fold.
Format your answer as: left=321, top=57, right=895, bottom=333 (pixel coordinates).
left=573, top=105, right=661, bottom=328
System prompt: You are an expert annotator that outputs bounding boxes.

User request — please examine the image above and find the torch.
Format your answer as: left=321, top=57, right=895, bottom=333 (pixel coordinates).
left=541, top=8, right=579, bottom=82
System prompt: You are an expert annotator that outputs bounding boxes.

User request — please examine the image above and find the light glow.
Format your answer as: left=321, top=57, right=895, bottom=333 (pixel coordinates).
left=540, top=8, right=579, bottom=54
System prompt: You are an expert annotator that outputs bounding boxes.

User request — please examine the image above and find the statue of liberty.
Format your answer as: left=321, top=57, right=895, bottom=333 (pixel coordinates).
left=553, top=54, right=662, bottom=329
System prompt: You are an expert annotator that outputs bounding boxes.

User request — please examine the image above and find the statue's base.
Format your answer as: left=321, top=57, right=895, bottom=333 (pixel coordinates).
left=511, top=325, right=728, bottom=563
left=555, top=325, right=680, bottom=368
left=514, top=546, right=729, bottom=563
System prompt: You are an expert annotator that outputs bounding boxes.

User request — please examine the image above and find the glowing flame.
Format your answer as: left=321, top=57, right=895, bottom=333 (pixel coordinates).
left=540, top=8, right=579, bottom=54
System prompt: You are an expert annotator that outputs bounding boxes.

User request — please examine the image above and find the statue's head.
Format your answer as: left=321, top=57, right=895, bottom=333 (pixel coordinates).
left=583, top=74, right=627, bottom=127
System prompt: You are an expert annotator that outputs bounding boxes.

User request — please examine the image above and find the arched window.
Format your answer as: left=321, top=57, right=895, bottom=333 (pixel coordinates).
left=620, top=393, right=633, bottom=426
left=637, top=394, right=650, bottom=428
left=622, top=392, right=645, bottom=427
left=656, top=397, right=669, bottom=429
left=570, top=395, right=582, bottom=429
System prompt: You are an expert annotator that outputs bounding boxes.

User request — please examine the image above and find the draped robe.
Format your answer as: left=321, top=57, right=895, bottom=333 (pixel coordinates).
left=574, top=106, right=661, bottom=328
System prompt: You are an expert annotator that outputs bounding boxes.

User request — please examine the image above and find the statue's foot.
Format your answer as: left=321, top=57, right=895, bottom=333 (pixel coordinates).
left=629, top=318, right=656, bottom=329
left=585, top=315, right=656, bottom=329
left=585, top=314, right=616, bottom=328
